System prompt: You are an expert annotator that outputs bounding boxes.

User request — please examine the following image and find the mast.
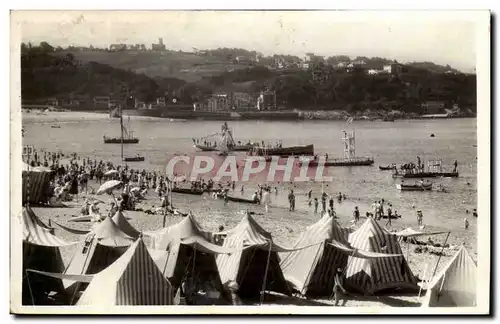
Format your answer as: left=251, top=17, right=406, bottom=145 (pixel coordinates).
left=120, top=113, right=124, bottom=163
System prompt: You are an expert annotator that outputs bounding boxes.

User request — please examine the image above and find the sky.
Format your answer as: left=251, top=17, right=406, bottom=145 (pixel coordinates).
left=14, top=11, right=482, bottom=73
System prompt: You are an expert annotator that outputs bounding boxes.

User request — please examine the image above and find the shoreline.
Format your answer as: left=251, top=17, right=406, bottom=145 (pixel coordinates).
left=21, top=109, right=477, bottom=123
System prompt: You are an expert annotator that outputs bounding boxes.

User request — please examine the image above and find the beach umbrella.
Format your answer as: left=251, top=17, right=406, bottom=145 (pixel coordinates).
left=96, top=180, right=123, bottom=195
left=105, top=169, right=119, bottom=176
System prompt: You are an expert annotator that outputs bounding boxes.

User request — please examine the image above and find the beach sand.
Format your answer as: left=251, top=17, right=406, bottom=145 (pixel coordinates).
left=26, top=176, right=472, bottom=308
left=20, top=110, right=477, bottom=308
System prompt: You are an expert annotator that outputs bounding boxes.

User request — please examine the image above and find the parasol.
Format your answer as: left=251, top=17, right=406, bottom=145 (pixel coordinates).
left=96, top=180, right=123, bottom=195
left=104, top=169, right=119, bottom=176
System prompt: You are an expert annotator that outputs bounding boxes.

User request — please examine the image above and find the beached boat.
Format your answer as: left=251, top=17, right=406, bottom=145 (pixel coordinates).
left=253, top=144, right=314, bottom=157
left=218, top=194, right=259, bottom=204
left=172, top=187, right=205, bottom=195
left=123, top=156, right=145, bottom=162
left=379, top=165, right=396, bottom=170
left=396, top=182, right=433, bottom=191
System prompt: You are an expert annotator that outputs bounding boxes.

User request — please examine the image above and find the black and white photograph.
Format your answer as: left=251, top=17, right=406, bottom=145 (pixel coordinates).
left=9, top=10, right=490, bottom=314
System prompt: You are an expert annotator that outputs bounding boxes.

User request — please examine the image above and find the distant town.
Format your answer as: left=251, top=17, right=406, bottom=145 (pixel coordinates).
left=21, top=37, right=476, bottom=119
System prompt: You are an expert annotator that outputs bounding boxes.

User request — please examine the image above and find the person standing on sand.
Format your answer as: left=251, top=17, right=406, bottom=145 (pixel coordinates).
left=321, top=193, right=327, bottom=213
left=464, top=218, right=469, bottom=229
left=288, top=190, right=295, bottom=212
left=314, top=198, right=319, bottom=214
left=353, top=206, right=360, bottom=223
left=262, top=188, right=271, bottom=213
left=386, top=205, right=393, bottom=227
left=417, top=210, right=423, bottom=226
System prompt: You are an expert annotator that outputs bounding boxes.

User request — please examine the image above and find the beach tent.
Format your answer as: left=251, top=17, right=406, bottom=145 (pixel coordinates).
left=111, top=210, right=140, bottom=239
left=21, top=206, right=76, bottom=305
left=279, top=216, right=353, bottom=296
left=423, top=245, right=476, bottom=307
left=22, top=162, right=54, bottom=204
left=145, top=214, right=211, bottom=247
left=52, top=210, right=140, bottom=239
left=216, top=213, right=296, bottom=300
left=145, top=215, right=234, bottom=296
left=345, top=217, right=418, bottom=295
left=77, top=238, right=174, bottom=306
left=63, top=216, right=134, bottom=294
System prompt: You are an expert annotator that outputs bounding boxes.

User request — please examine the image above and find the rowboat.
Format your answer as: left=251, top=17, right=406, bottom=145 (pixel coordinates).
left=217, top=194, right=259, bottom=204
left=299, top=156, right=374, bottom=167
left=172, top=187, right=205, bottom=195
left=396, top=182, right=433, bottom=191
left=194, top=144, right=217, bottom=151
left=379, top=165, right=396, bottom=170
left=123, top=156, right=145, bottom=162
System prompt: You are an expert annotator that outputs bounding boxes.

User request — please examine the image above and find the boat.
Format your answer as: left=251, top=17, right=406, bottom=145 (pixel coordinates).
left=104, top=107, right=139, bottom=144
left=253, top=144, right=314, bottom=157
left=123, top=156, right=145, bottom=162
left=171, top=187, right=205, bottom=195
left=218, top=194, right=259, bottom=204
left=396, top=182, right=433, bottom=191
left=392, top=159, right=459, bottom=178
left=297, top=131, right=373, bottom=167
left=193, top=122, right=258, bottom=152
left=50, top=125, right=61, bottom=129
left=298, top=156, right=374, bottom=167
left=379, top=165, right=396, bottom=170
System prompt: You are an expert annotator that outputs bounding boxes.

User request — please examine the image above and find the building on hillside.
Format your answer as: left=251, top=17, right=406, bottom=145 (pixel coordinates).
left=232, top=92, right=256, bottom=111
left=383, top=63, right=404, bottom=74
left=46, top=98, right=59, bottom=107
left=421, top=101, right=446, bottom=114
left=152, top=38, right=166, bottom=52
left=93, top=96, right=110, bottom=109
left=206, top=93, right=231, bottom=112
left=256, top=90, right=277, bottom=111
left=235, top=56, right=255, bottom=64
left=109, top=44, right=127, bottom=51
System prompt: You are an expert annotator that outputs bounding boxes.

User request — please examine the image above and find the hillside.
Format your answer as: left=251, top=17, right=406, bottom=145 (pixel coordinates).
left=21, top=47, right=187, bottom=103
left=54, top=50, right=254, bottom=82
left=21, top=43, right=476, bottom=116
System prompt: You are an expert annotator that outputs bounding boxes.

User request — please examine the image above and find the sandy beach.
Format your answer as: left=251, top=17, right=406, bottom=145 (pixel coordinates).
left=20, top=110, right=477, bottom=307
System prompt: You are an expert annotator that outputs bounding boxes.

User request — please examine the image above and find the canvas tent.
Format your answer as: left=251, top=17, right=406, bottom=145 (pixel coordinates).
left=422, top=245, right=476, bottom=307
left=21, top=206, right=76, bottom=305
left=145, top=215, right=234, bottom=300
left=63, top=216, right=134, bottom=294
left=22, top=162, right=53, bottom=204
left=77, top=238, right=174, bottom=306
left=111, top=210, right=140, bottom=239
left=345, top=218, right=418, bottom=295
left=280, top=215, right=352, bottom=296
left=216, top=213, right=296, bottom=299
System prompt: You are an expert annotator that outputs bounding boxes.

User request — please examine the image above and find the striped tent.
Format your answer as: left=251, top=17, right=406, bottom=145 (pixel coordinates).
left=216, top=213, right=292, bottom=299
left=345, top=217, right=418, bottom=295
left=145, top=215, right=234, bottom=298
left=145, top=214, right=211, bottom=249
left=22, top=207, right=75, bottom=305
left=63, top=216, right=134, bottom=292
left=423, top=245, right=476, bottom=307
left=77, top=238, right=174, bottom=306
left=22, top=162, right=54, bottom=204
left=279, top=216, right=353, bottom=296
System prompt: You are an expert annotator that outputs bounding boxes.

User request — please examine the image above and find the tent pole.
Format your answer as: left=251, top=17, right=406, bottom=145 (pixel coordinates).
left=406, top=241, right=410, bottom=262
left=260, top=241, right=273, bottom=305
left=25, top=270, right=36, bottom=305
left=430, top=232, right=451, bottom=281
